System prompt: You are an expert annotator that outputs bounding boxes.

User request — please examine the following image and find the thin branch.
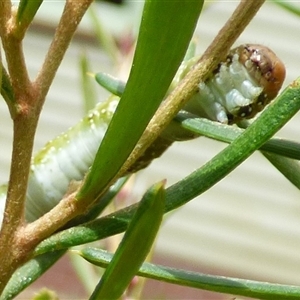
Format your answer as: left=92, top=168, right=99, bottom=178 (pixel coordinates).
left=0, top=3, right=39, bottom=291
left=0, top=4, right=31, bottom=117
left=0, top=0, right=11, bottom=36
left=0, top=0, right=93, bottom=293
left=0, top=114, right=39, bottom=294
left=33, top=0, right=93, bottom=109
left=19, top=191, right=80, bottom=243
left=117, top=0, right=266, bottom=177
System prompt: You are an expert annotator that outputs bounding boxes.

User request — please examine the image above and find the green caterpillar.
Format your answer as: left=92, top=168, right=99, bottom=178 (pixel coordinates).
left=0, top=44, right=285, bottom=224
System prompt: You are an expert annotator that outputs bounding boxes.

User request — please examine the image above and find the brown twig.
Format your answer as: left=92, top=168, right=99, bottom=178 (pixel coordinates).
left=0, top=0, right=93, bottom=293
left=0, top=2, right=38, bottom=292
left=117, top=0, right=266, bottom=178
left=34, top=0, right=93, bottom=109
left=0, top=1, right=11, bottom=35
left=0, top=3, right=31, bottom=117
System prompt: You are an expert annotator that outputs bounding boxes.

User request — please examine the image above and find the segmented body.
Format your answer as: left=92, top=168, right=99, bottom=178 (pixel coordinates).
left=185, top=44, right=285, bottom=124
left=0, top=44, right=285, bottom=223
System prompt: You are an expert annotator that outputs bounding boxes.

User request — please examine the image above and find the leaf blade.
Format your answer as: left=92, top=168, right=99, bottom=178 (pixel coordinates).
left=77, top=0, right=204, bottom=203
left=80, top=247, right=300, bottom=300
left=16, top=0, right=43, bottom=35
left=89, top=181, right=165, bottom=300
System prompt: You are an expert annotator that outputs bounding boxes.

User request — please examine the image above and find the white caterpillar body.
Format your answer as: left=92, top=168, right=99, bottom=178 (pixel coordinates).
left=0, top=44, right=285, bottom=224
left=185, top=44, right=285, bottom=124
left=1, top=96, right=118, bottom=222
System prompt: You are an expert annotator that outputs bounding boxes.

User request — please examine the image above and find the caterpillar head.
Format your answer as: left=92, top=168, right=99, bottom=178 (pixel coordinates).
left=238, top=44, right=286, bottom=105
left=220, top=44, right=286, bottom=123
left=185, top=44, right=286, bottom=125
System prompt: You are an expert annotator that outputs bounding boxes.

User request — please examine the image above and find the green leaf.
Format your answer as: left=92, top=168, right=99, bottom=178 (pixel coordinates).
left=16, top=0, right=43, bottom=35
left=94, top=39, right=198, bottom=97
left=2, top=178, right=128, bottom=299
left=175, top=113, right=300, bottom=160
left=79, top=247, right=300, bottom=300
left=262, top=153, right=300, bottom=190
left=176, top=112, right=300, bottom=189
left=88, top=5, right=120, bottom=63
left=165, top=78, right=300, bottom=212
left=1, top=64, right=15, bottom=106
left=272, top=0, right=300, bottom=17
left=34, top=211, right=130, bottom=256
left=31, top=288, right=59, bottom=300
left=65, top=176, right=130, bottom=229
left=94, top=72, right=125, bottom=97
left=77, top=0, right=204, bottom=203
left=34, top=78, right=300, bottom=254
left=89, top=181, right=165, bottom=300
left=0, top=250, right=65, bottom=300
left=79, top=53, right=97, bottom=113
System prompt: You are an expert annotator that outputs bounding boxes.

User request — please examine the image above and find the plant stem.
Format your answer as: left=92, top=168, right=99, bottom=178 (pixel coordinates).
left=0, top=0, right=93, bottom=293
left=0, top=114, right=39, bottom=294
left=0, top=4, right=31, bottom=117
left=20, top=191, right=83, bottom=243
left=0, top=4, right=38, bottom=291
left=34, top=0, right=93, bottom=108
left=0, top=1, right=11, bottom=34
left=118, top=0, right=266, bottom=177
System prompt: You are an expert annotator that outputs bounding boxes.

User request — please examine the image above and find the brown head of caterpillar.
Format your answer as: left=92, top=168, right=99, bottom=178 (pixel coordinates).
left=185, top=44, right=286, bottom=125
left=238, top=44, right=286, bottom=102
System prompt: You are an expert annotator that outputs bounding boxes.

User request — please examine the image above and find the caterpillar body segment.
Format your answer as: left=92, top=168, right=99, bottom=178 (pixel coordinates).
left=184, top=44, right=285, bottom=124
left=25, top=96, right=118, bottom=222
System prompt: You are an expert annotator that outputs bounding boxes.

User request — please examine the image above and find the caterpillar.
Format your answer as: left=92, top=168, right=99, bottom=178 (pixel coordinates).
left=0, top=44, right=285, bottom=224
left=184, top=44, right=286, bottom=125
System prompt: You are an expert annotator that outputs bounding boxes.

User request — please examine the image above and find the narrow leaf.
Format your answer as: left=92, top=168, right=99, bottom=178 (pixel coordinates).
left=175, top=113, right=300, bottom=160
left=165, top=78, right=300, bottom=212
left=1, top=64, right=15, bottom=105
left=89, top=181, right=165, bottom=300
left=77, top=0, right=204, bottom=203
left=262, top=153, right=300, bottom=190
left=79, top=53, right=97, bottom=113
left=94, top=72, right=125, bottom=97
left=0, top=250, right=65, bottom=300
left=272, top=0, right=300, bottom=17
left=94, top=40, right=197, bottom=97
left=65, top=176, right=130, bottom=228
left=80, top=247, right=300, bottom=300
left=2, top=179, right=128, bottom=299
left=16, top=0, right=43, bottom=34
